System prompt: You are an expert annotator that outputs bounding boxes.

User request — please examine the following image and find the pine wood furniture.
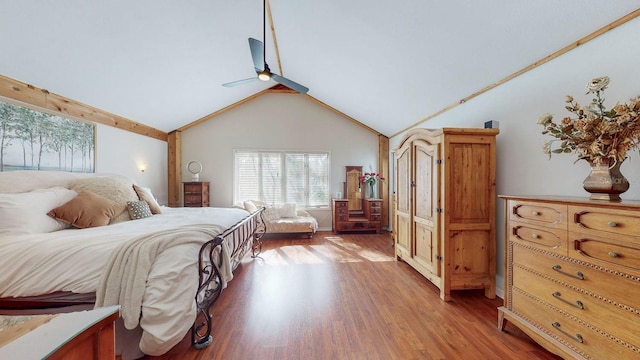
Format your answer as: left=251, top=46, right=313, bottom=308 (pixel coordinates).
left=183, top=181, right=210, bottom=207
left=393, top=128, right=498, bottom=301
left=499, top=195, right=640, bottom=359
left=0, top=306, right=119, bottom=359
left=332, top=199, right=382, bottom=233
left=344, top=166, right=363, bottom=211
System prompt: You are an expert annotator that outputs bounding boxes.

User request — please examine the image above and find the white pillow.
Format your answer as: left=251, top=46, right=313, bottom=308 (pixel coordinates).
left=0, top=187, right=77, bottom=235
left=243, top=200, right=258, bottom=213
left=278, top=203, right=297, bottom=218
left=262, top=205, right=281, bottom=221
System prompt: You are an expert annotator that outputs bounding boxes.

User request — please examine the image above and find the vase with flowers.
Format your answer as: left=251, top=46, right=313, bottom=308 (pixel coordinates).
left=538, top=76, right=640, bottom=201
left=359, top=172, right=385, bottom=199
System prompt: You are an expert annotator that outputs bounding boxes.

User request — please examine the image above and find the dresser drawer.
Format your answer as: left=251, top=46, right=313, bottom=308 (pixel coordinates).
left=570, top=205, right=640, bottom=238
left=184, top=194, right=202, bottom=203
left=334, top=201, right=348, bottom=208
left=512, top=288, right=640, bottom=359
left=513, top=265, right=640, bottom=348
left=184, top=184, right=205, bottom=193
left=509, top=221, right=567, bottom=256
left=570, top=231, right=640, bottom=274
left=509, top=201, right=567, bottom=229
left=513, top=245, right=640, bottom=313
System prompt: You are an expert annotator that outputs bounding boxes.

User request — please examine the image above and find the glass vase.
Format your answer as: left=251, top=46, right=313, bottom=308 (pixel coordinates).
left=368, top=182, right=377, bottom=199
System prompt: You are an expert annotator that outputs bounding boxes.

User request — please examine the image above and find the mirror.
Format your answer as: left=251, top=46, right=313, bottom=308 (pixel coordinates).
left=344, top=166, right=363, bottom=212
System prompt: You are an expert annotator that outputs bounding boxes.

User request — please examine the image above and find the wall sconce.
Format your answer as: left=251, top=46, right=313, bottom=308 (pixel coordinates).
left=138, top=164, right=147, bottom=173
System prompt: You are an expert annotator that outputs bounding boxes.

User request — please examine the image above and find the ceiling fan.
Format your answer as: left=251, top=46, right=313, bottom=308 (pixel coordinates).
left=222, top=0, right=309, bottom=94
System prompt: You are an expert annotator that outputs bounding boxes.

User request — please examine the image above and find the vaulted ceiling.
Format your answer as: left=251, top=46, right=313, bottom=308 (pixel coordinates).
left=1, top=1, right=638, bottom=137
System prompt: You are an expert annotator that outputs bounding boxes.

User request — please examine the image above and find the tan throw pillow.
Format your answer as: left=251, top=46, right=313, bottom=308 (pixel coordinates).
left=70, top=176, right=138, bottom=223
left=133, top=184, right=162, bottom=214
left=48, top=191, right=126, bottom=228
left=127, top=200, right=153, bottom=220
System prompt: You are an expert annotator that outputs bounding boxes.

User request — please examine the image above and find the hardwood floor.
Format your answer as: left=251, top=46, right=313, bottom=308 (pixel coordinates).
left=147, top=231, right=560, bottom=360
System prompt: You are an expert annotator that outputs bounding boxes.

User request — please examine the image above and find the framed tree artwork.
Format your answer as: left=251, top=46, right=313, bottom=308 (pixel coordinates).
left=0, top=99, right=95, bottom=172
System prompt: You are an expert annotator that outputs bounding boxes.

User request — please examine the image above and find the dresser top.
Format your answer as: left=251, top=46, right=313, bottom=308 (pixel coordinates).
left=499, top=195, right=640, bottom=209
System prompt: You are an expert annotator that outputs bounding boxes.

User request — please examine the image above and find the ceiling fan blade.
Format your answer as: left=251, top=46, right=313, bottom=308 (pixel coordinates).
left=222, top=77, right=259, bottom=87
left=271, top=73, right=309, bottom=94
left=248, top=38, right=264, bottom=72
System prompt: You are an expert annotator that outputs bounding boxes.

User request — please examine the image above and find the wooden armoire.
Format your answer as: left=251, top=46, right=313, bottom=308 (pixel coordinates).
left=393, top=128, right=498, bottom=301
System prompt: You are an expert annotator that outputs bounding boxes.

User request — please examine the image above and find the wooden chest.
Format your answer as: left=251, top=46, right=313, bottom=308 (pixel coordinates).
left=183, top=182, right=210, bottom=207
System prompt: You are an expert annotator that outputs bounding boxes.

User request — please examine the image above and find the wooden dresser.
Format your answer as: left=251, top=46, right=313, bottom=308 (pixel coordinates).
left=500, top=196, right=640, bottom=359
left=183, top=181, right=210, bottom=207
left=332, top=199, right=382, bottom=233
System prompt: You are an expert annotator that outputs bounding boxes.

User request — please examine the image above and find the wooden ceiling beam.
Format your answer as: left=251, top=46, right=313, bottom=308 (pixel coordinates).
left=0, top=74, right=168, bottom=142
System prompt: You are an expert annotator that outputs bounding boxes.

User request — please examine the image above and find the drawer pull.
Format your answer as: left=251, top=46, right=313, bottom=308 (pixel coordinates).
left=552, top=291, right=584, bottom=309
left=608, top=251, right=618, bottom=258
left=532, top=211, right=540, bottom=216
left=552, top=322, right=583, bottom=343
left=552, top=265, right=584, bottom=280
left=531, top=233, right=540, bottom=239
left=608, top=221, right=617, bottom=227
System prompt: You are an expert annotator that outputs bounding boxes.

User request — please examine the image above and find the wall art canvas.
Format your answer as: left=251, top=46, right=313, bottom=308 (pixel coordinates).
left=0, top=99, right=95, bottom=172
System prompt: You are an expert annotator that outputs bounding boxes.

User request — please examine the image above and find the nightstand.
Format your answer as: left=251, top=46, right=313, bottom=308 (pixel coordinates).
left=183, top=181, right=210, bottom=207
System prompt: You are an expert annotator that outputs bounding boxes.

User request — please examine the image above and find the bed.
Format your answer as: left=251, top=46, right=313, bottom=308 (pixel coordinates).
left=0, top=170, right=265, bottom=358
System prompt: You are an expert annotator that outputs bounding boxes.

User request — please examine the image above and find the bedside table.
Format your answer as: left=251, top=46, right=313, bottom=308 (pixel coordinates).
left=183, top=181, right=210, bottom=207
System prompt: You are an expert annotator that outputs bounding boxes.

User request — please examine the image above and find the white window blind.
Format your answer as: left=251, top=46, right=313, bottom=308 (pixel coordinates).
left=234, top=150, right=329, bottom=207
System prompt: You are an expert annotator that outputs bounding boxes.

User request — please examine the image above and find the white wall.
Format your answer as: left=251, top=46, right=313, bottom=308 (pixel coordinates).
left=389, top=18, right=640, bottom=297
left=96, top=124, right=168, bottom=205
left=181, top=92, right=380, bottom=230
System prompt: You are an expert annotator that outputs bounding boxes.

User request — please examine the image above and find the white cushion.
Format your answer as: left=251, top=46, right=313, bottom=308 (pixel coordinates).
left=278, top=203, right=297, bottom=218
left=243, top=200, right=258, bottom=213
left=262, top=205, right=281, bottom=221
left=0, top=187, right=77, bottom=235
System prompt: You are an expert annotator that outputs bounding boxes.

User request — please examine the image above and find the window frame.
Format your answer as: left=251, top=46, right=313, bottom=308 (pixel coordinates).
left=233, top=149, right=331, bottom=209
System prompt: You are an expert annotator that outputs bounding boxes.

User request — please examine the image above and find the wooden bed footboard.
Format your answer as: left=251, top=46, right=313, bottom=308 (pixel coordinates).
left=191, top=207, right=266, bottom=349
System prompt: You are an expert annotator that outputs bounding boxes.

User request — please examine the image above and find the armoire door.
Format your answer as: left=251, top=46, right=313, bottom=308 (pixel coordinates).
left=413, top=139, right=440, bottom=276
left=395, top=145, right=412, bottom=256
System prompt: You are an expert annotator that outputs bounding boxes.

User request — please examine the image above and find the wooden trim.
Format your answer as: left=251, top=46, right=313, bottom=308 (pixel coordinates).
left=266, top=0, right=284, bottom=77
left=391, top=8, right=640, bottom=138
left=179, top=85, right=383, bottom=136
left=306, top=96, right=382, bottom=136
left=168, top=130, right=182, bottom=207
left=178, top=88, right=273, bottom=131
left=378, top=135, right=390, bottom=229
left=0, top=74, right=168, bottom=142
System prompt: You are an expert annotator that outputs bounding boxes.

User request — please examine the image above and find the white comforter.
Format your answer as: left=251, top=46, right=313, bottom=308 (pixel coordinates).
left=0, top=206, right=250, bottom=355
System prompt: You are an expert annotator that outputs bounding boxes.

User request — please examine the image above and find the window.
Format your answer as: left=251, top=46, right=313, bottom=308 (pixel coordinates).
left=234, top=150, right=329, bottom=207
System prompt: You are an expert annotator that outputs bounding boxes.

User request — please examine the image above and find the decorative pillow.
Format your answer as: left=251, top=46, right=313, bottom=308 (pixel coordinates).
left=0, top=187, right=78, bottom=235
left=70, top=177, right=137, bottom=223
left=278, top=203, right=297, bottom=218
left=243, top=200, right=258, bottom=213
left=127, top=200, right=153, bottom=220
left=47, top=191, right=126, bottom=229
left=262, top=205, right=281, bottom=222
left=133, top=184, right=162, bottom=214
